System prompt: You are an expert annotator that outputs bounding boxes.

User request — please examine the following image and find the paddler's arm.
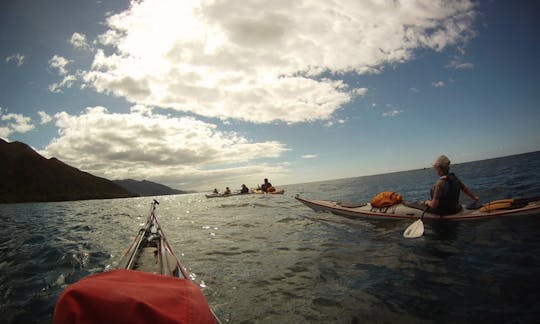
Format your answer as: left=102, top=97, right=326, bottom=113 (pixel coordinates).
left=425, top=197, right=439, bottom=209
left=462, top=185, right=479, bottom=202
left=424, top=179, right=442, bottom=209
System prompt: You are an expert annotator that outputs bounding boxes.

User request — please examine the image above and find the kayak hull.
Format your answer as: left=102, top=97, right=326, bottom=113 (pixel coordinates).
left=205, top=192, right=252, bottom=198
left=295, top=196, right=540, bottom=221
left=206, top=189, right=285, bottom=197
left=253, top=189, right=285, bottom=195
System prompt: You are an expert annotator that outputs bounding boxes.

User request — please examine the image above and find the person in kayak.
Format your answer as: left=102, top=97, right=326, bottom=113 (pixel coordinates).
left=261, top=178, right=272, bottom=192
left=425, top=155, right=479, bottom=215
left=223, top=187, right=231, bottom=195
left=240, top=184, right=249, bottom=194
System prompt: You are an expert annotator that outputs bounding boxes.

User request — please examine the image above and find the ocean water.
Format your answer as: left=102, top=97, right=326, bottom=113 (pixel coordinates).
left=1, top=151, right=540, bottom=323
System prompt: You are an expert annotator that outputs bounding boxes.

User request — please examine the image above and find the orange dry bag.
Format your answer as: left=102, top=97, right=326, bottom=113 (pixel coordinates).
left=370, top=191, right=402, bottom=208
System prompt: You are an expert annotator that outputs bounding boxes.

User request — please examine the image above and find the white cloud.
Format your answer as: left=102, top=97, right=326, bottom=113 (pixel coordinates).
left=38, top=111, right=52, bottom=124
left=0, top=109, right=35, bottom=139
left=48, top=55, right=78, bottom=92
left=301, top=154, right=318, bottom=159
left=49, top=55, right=71, bottom=76
left=49, top=75, right=77, bottom=93
left=71, top=0, right=475, bottom=124
left=447, top=60, right=474, bottom=69
left=70, top=32, right=91, bottom=50
left=0, top=127, right=10, bottom=140
left=382, top=110, right=404, bottom=118
left=42, top=106, right=289, bottom=190
left=5, top=53, right=25, bottom=66
left=353, top=88, right=368, bottom=97
left=432, top=81, right=445, bottom=87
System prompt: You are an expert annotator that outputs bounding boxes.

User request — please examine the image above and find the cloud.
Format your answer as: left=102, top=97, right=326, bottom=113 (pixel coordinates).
left=0, top=127, right=10, bottom=140
left=38, top=111, right=52, bottom=124
left=301, top=154, right=318, bottom=159
left=382, top=110, right=404, bottom=118
left=70, top=0, right=476, bottom=124
left=447, top=60, right=474, bottom=69
left=49, top=55, right=71, bottom=76
left=70, top=32, right=91, bottom=50
left=432, top=81, right=445, bottom=87
left=352, top=88, right=368, bottom=97
left=49, top=75, right=77, bottom=93
left=0, top=108, right=35, bottom=139
left=324, top=117, right=347, bottom=127
left=42, top=106, right=289, bottom=190
left=5, top=53, right=25, bottom=66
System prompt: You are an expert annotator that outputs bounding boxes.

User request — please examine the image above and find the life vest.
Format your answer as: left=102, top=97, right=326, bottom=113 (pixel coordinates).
left=430, top=173, right=462, bottom=214
left=370, top=191, right=402, bottom=208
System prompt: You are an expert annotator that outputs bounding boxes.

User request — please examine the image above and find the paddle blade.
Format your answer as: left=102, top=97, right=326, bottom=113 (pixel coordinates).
left=403, top=219, right=424, bottom=238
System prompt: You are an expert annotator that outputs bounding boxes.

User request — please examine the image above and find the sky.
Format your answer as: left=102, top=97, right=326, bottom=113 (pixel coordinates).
left=1, top=0, right=539, bottom=191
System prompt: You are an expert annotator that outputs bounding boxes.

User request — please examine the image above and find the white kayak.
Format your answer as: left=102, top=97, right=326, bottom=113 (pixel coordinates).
left=295, top=195, right=540, bottom=221
left=205, top=192, right=252, bottom=198
left=252, top=189, right=285, bottom=195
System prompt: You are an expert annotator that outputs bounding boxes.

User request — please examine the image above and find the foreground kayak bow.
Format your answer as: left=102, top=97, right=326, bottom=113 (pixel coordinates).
left=54, top=200, right=220, bottom=324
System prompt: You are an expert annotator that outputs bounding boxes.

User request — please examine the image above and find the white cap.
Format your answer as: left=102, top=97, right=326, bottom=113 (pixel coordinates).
left=433, top=155, right=451, bottom=168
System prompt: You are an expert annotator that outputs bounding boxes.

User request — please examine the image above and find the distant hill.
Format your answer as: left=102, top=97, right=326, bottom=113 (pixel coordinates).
left=113, top=179, right=191, bottom=197
left=0, top=139, right=136, bottom=203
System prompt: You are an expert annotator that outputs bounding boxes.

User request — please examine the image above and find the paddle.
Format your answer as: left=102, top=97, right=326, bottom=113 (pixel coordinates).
left=403, top=206, right=428, bottom=239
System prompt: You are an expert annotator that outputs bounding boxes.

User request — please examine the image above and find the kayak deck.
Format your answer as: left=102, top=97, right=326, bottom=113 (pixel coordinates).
left=116, top=200, right=221, bottom=322
left=295, top=196, right=540, bottom=221
left=117, top=201, right=186, bottom=277
left=55, top=200, right=220, bottom=324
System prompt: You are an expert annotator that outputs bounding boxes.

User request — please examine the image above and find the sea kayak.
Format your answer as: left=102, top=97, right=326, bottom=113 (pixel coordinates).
left=295, top=195, right=540, bottom=221
left=205, top=192, right=252, bottom=198
left=252, top=189, right=285, bottom=195
left=206, top=189, right=285, bottom=197
left=54, top=200, right=219, bottom=324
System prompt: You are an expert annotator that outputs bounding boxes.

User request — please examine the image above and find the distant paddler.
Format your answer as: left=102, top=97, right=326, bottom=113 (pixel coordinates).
left=261, top=178, right=274, bottom=193
left=240, top=184, right=249, bottom=194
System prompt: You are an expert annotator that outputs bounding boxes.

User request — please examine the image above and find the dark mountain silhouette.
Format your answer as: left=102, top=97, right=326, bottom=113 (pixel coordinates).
left=113, top=179, right=191, bottom=197
left=0, top=139, right=136, bottom=203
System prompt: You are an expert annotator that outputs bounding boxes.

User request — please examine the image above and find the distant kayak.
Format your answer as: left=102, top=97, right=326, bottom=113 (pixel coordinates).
left=206, top=189, right=285, bottom=197
left=295, top=196, right=540, bottom=221
left=252, top=189, right=285, bottom=195
left=205, top=192, right=252, bottom=198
